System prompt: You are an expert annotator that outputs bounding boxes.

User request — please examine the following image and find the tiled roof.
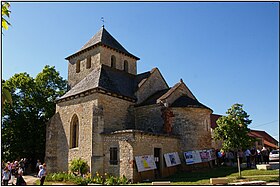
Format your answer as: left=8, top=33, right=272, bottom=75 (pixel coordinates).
left=210, top=114, right=222, bottom=129
left=249, top=129, right=278, bottom=144
left=136, top=89, right=170, bottom=107
left=170, top=95, right=211, bottom=110
left=59, top=64, right=136, bottom=100
left=66, top=27, right=139, bottom=60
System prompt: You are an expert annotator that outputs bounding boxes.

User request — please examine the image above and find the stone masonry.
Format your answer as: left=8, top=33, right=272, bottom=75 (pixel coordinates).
left=45, top=27, right=213, bottom=182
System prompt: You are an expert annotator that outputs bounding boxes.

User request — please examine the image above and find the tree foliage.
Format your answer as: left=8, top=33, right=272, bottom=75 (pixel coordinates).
left=69, top=158, right=89, bottom=175
left=2, top=2, right=11, bottom=30
left=1, top=65, right=67, bottom=162
left=213, top=103, right=255, bottom=151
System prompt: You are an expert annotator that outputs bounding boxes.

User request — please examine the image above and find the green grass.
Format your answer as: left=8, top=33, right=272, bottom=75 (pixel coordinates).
left=134, top=166, right=279, bottom=185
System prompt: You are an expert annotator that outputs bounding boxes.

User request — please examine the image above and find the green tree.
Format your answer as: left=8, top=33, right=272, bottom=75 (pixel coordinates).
left=213, top=103, right=255, bottom=178
left=2, top=2, right=11, bottom=30
left=2, top=2, right=12, bottom=108
left=1, top=66, right=67, bottom=163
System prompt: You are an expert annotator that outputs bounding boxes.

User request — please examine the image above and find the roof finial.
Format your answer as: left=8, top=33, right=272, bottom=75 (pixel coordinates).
left=180, top=78, right=183, bottom=83
left=101, top=17, right=105, bottom=28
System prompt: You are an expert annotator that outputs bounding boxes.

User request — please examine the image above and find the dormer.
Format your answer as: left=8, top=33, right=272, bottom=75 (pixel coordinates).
left=65, top=26, right=140, bottom=89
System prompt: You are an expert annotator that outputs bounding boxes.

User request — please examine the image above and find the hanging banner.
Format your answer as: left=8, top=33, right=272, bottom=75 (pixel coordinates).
left=184, top=150, right=202, bottom=165
left=135, top=155, right=157, bottom=172
left=199, top=150, right=210, bottom=162
left=209, top=149, right=216, bottom=160
left=164, top=152, right=181, bottom=167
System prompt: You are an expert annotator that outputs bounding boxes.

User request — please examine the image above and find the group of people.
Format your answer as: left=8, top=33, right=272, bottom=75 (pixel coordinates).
left=1, top=160, right=27, bottom=185
left=215, top=146, right=271, bottom=168
left=244, top=146, right=270, bottom=168
left=1, top=159, right=47, bottom=185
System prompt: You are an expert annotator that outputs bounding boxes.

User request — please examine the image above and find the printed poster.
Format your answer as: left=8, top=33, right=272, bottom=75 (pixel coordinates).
left=135, top=155, right=157, bottom=172
left=184, top=151, right=202, bottom=165
left=164, top=152, right=181, bottom=167
left=199, top=150, right=210, bottom=162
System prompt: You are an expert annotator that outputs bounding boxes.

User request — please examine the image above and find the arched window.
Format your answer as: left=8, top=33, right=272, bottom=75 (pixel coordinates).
left=70, top=114, right=79, bottom=148
left=76, top=60, right=81, bottom=73
left=111, top=55, right=116, bottom=68
left=86, top=56, right=91, bottom=69
left=124, top=60, right=128, bottom=72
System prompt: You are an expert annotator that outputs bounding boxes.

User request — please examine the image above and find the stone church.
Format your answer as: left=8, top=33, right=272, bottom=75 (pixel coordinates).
left=45, top=26, right=213, bottom=182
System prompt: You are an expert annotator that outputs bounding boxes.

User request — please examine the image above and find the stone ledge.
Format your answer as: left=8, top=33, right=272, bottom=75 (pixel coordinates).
left=210, top=178, right=228, bottom=185
left=256, top=164, right=271, bottom=170
left=152, top=181, right=171, bottom=185
left=228, top=180, right=266, bottom=185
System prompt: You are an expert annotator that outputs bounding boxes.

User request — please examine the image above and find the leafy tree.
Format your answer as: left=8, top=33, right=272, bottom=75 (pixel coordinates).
left=1, top=66, right=67, bottom=163
left=2, top=2, right=12, bottom=108
left=2, top=2, right=11, bottom=30
left=213, top=103, right=255, bottom=178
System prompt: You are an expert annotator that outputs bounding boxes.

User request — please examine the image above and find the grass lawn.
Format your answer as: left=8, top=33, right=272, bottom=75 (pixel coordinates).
left=134, top=166, right=279, bottom=185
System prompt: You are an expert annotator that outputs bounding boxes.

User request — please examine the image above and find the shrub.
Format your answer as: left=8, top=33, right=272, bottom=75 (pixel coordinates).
left=69, top=158, right=89, bottom=175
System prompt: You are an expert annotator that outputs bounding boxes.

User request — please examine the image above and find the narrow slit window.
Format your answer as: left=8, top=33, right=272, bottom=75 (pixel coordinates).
left=111, top=55, right=116, bottom=68
left=124, top=60, right=128, bottom=72
left=86, top=56, right=91, bottom=69
left=76, top=60, right=81, bottom=73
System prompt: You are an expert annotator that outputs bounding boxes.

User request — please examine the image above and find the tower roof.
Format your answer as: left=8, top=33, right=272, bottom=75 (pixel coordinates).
left=66, top=27, right=139, bottom=60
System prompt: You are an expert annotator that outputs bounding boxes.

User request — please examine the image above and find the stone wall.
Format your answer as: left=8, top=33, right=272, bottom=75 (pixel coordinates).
left=46, top=93, right=100, bottom=173
left=132, top=133, right=180, bottom=182
left=68, top=47, right=101, bottom=89
left=100, top=47, right=137, bottom=75
left=103, top=133, right=135, bottom=180
left=134, top=105, right=165, bottom=133
left=171, top=107, right=212, bottom=152
left=102, top=131, right=180, bottom=183
left=136, top=68, right=168, bottom=104
left=98, top=94, right=134, bottom=132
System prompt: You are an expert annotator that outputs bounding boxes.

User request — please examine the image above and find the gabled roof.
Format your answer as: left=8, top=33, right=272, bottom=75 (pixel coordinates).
left=249, top=129, right=278, bottom=145
left=210, top=114, right=222, bottom=129
left=136, top=89, right=170, bottom=107
left=58, top=64, right=136, bottom=101
left=170, top=95, right=212, bottom=110
left=66, top=27, right=139, bottom=60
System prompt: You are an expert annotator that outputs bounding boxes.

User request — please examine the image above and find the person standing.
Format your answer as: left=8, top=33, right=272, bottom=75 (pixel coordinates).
left=244, top=148, right=251, bottom=168
left=16, top=170, right=26, bottom=185
left=36, top=160, right=41, bottom=174
left=9, top=165, right=17, bottom=185
left=250, top=147, right=257, bottom=167
left=38, top=163, right=47, bottom=185
left=261, top=147, right=269, bottom=164
left=256, top=148, right=262, bottom=164
left=2, top=167, right=10, bottom=186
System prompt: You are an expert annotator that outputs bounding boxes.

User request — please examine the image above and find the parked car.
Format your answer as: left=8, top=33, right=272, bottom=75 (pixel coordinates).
left=269, top=149, right=279, bottom=161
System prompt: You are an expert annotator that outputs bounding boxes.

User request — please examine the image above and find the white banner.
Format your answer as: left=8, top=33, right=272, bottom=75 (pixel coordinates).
left=184, top=150, right=202, bottom=165
left=164, top=152, right=181, bottom=167
left=135, top=155, right=157, bottom=172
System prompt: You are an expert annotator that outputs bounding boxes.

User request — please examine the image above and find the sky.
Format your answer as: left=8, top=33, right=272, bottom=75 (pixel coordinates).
left=2, top=2, right=279, bottom=142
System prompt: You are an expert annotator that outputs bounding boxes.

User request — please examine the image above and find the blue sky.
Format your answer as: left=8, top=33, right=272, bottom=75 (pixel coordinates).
left=2, top=2, right=279, bottom=141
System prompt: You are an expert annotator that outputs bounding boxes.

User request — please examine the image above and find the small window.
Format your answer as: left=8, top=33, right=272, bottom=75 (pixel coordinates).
left=76, top=60, right=81, bottom=73
left=70, top=115, right=79, bottom=148
left=109, top=147, right=118, bottom=165
left=111, top=55, right=116, bottom=68
left=86, top=56, right=91, bottom=69
left=124, top=60, right=128, bottom=72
